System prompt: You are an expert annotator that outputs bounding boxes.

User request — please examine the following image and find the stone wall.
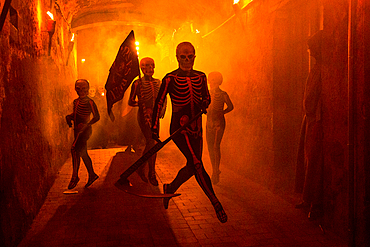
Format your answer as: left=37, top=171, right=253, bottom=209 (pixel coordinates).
left=322, top=0, right=369, bottom=245
left=0, top=0, right=76, bottom=246
left=319, top=0, right=349, bottom=240
left=353, top=1, right=370, bottom=246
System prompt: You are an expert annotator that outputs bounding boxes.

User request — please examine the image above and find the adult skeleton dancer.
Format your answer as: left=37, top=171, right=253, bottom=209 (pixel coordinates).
left=151, top=42, right=227, bottom=223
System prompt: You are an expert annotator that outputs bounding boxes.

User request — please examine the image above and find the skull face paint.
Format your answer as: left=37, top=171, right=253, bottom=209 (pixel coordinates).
left=88, top=87, right=96, bottom=98
left=176, top=42, right=196, bottom=72
left=140, top=57, right=155, bottom=78
left=75, top=79, right=90, bottom=98
left=208, top=71, right=223, bottom=90
left=98, top=86, right=105, bottom=96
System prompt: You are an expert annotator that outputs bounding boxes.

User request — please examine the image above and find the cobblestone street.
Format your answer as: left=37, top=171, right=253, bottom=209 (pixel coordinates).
left=18, top=143, right=347, bottom=247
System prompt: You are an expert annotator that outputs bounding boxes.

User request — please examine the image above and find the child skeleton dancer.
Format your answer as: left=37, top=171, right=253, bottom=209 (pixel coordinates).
left=151, top=42, right=227, bottom=223
left=206, top=71, right=234, bottom=185
left=66, top=79, right=100, bottom=190
left=128, top=57, right=166, bottom=186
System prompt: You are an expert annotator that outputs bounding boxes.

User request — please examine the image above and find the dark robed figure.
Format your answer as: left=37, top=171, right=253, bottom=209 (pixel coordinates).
left=295, top=30, right=324, bottom=220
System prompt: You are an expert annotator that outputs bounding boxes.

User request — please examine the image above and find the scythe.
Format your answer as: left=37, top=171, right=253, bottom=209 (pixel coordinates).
left=116, top=109, right=205, bottom=188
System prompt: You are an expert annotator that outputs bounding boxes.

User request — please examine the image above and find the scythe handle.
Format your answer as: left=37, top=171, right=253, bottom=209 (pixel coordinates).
left=119, top=109, right=205, bottom=180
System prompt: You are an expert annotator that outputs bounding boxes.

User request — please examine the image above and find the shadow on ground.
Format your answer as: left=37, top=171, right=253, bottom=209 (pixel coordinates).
left=22, top=150, right=182, bottom=247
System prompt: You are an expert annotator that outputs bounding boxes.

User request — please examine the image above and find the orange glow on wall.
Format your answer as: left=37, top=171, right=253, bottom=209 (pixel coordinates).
left=37, top=0, right=42, bottom=31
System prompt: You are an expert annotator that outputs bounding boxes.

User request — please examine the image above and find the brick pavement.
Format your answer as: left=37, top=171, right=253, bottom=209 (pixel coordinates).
left=18, top=143, right=348, bottom=247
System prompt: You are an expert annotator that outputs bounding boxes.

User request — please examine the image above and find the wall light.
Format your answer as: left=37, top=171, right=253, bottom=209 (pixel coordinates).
left=135, top=41, right=140, bottom=56
left=232, top=0, right=246, bottom=30
left=233, top=0, right=241, bottom=15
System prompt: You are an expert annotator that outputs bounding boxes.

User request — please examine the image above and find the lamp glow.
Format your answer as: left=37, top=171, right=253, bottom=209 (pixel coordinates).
left=46, top=11, right=54, bottom=20
left=135, top=41, right=140, bottom=56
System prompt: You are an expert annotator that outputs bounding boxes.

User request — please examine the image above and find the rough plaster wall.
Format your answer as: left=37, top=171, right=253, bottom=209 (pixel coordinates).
left=230, top=7, right=276, bottom=189
left=354, top=1, right=370, bottom=246
left=349, top=0, right=368, bottom=245
left=353, top=1, right=366, bottom=245
left=271, top=2, right=309, bottom=194
left=321, top=0, right=349, bottom=238
left=0, top=0, right=76, bottom=246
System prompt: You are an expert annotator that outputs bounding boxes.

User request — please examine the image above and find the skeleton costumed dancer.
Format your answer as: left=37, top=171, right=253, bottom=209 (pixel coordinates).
left=66, top=79, right=100, bottom=189
left=206, top=72, right=234, bottom=185
left=151, top=42, right=228, bottom=223
left=128, top=57, right=166, bottom=186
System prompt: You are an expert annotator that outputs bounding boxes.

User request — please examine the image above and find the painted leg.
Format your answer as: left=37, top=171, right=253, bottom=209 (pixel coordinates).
left=68, top=146, right=80, bottom=189
left=146, top=138, right=158, bottom=186
left=81, top=149, right=99, bottom=188
left=206, top=130, right=216, bottom=173
left=183, top=132, right=227, bottom=223
left=81, top=149, right=94, bottom=175
left=163, top=132, right=195, bottom=209
left=148, top=153, right=158, bottom=186
left=168, top=165, right=194, bottom=192
left=137, top=163, right=148, bottom=183
left=212, top=128, right=223, bottom=184
left=163, top=165, right=193, bottom=209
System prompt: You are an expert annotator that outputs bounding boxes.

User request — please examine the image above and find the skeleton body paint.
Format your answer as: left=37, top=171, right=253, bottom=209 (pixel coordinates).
left=128, top=57, right=166, bottom=186
left=206, top=71, right=234, bottom=185
left=151, top=42, right=227, bottom=223
left=66, top=79, right=100, bottom=190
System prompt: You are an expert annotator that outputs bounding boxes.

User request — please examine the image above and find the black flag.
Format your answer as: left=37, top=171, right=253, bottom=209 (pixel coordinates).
left=105, top=30, right=140, bottom=121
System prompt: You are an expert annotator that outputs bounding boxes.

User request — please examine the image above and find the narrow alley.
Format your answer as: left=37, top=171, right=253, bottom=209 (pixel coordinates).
left=18, top=143, right=346, bottom=247
left=2, top=1, right=370, bottom=246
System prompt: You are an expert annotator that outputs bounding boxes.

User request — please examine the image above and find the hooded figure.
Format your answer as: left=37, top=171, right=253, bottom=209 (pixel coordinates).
left=295, top=30, right=324, bottom=220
